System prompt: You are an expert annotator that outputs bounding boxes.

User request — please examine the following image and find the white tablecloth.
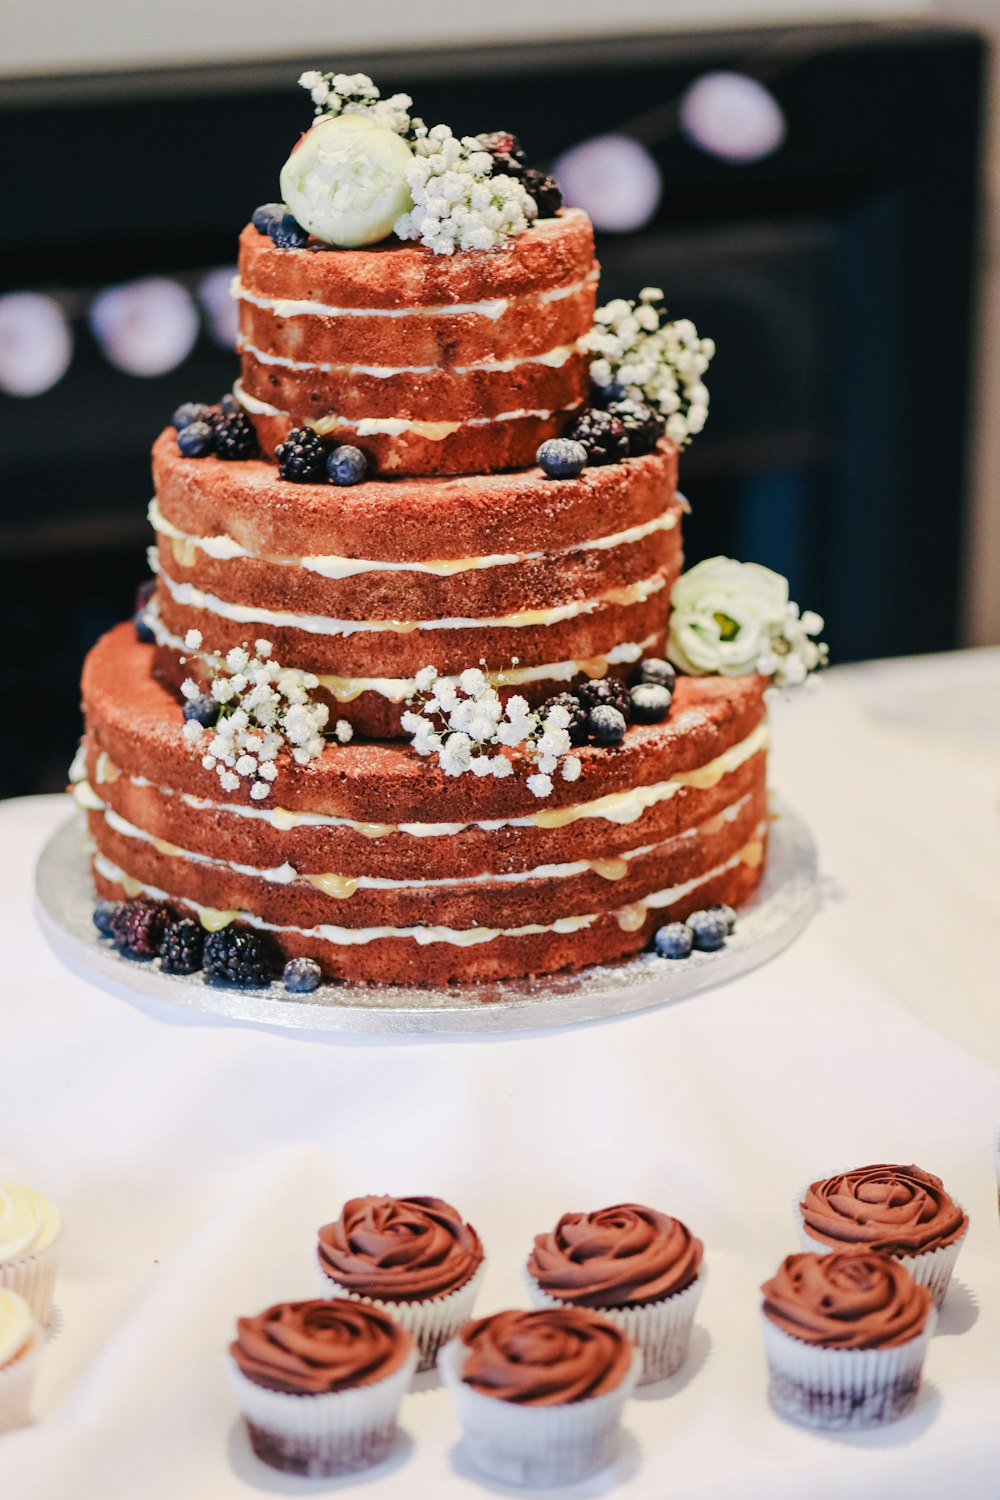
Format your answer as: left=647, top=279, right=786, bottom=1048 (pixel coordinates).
left=3, top=649, right=1000, bottom=1500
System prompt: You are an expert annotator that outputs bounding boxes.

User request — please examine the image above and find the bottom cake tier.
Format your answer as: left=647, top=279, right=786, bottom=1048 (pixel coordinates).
left=76, top=625, right=769, bottom=985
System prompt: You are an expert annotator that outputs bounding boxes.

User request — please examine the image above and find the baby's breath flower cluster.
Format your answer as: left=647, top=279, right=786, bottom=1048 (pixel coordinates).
left=759, top=605, right=829, bottom=691
left=401, top=666, right=582, bottom=797
left=585, top=288, right=715, bottom=446
left=394, top=124, right=537, bottom=255
left=298, top=70, right=414, bottom=136
left=297, top=71, right=536, bottom=255
left=179, top=632, right=336, bottom=801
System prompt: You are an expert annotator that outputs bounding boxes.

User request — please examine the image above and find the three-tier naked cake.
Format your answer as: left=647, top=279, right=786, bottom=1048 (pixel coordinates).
left=71, top=72, right=825, bottom=991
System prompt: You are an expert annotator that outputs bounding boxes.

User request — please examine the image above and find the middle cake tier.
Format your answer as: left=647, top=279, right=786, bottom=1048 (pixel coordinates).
left=149, top=434, right=682, bottom=737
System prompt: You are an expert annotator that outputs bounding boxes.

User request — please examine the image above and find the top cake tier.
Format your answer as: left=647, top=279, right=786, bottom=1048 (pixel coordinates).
left=234, top=209, right=597, bottom=476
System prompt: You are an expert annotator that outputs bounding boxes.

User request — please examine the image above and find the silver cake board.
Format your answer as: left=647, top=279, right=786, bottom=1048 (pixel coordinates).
left=35, top=804, right=817, bottom=1037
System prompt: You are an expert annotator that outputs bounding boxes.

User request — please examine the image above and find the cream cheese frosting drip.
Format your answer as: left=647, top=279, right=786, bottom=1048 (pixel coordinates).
left=151, top=554, right=669, bottom=637
left=92, top=825, right=766, bottom=949
left=152, top=614, right=655, bottom=704
left=0, top=1182, right=60, bottom=1262
left=78, top=785, right=753, bottom=890
left=0, top=1289, right=33, bottom=1368
left=148, top=497, right=678, bottom=580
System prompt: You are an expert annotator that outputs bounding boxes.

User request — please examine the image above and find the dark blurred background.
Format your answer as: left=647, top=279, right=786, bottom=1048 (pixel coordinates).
left=0, top=22, right=988, bottom=795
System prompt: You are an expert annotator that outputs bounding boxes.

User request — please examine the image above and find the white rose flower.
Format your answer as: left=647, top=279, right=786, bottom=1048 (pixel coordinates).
left=668, top=557, right=788, bottom=677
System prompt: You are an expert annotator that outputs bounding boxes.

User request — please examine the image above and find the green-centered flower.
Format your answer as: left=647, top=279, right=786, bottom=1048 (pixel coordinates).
left=668, top=557, right=788, bottom=677
left=279, top=115, right=414, bottom=247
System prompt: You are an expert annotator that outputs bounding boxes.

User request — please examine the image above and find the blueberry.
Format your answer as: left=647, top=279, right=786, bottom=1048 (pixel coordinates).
left=588, top=704, right=627, bottom=744
left=687, top=909, right=728, bottom=952
left=629, top=683, right=672, bottom=724
left=707, top=902, right=737, bottom=935
left=592, top=380, right=632, bottom=408
left=283, top=956, right=322, bottom=994
left=219, top=392, right=241, bottom=415
left=537, top=438, right=588, bottom=479
left=177, top=420, right=215, bottom=458
left=134, top=577, right=156, bottom=613
left=93, top=900, right=120, bottom=938
left=172, top=401, right=213, bottom=431
left=326, top=444, right=369, bottom=486
left=134, top=609, right=156, bottom=644
left=251, top=202, right=285, bottom=235
left=183, top=693, right=218, bottom=727
left=629, top=657, right=676, bottom=691
left=654, top=922, right=693, bottom=959
left=270, top=213, right=308, bottom=250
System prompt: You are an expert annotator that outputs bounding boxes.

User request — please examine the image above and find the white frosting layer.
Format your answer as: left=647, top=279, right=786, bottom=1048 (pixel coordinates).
left=80, top=786, right=752, bottom=892
left=148, top=497, right=677, bottom=581
left=93, top=826, right=765, bottom=949
left=232, top=380, right=582, bottom=437
left=238, top=337, right=582, bottom=377
left=0, top=1289, right=33, bottom=1368
left=151, top=614, right=655, bottom=705
left=0, top=1183, right=60, bottom=1262
left=152, top=555, right=668, bottom=637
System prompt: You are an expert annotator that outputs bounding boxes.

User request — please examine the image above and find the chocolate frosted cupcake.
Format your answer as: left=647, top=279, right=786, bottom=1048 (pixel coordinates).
left=226, top=1298, right=417, bottom=1476
left=0, top=1181, right=61, bottom=1326
left=525, top=1202, right=704, bottom=1383
left=797, top=1164, right=968, bottom=1308
left=0, top=1288, right=41, bottom=1433
left=760, top=1250, right=934, bottom=1429
left=439, top=1307, right=642, bottom=1485
left=316, top=1195, right=485, bottom=1370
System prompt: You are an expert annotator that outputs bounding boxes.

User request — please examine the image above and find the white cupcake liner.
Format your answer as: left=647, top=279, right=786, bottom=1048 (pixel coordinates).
left=0, top=1328, right=42, bottom=1434
left=315, top=1257, right=486, bottom=1372
left=760, top=1309, right=934, bottom=1430
left=793, top=1180, right=966, bottom=1311
left=0, top=1235, right=60, bottom=1328
left=226, top=1345, right=418, bottom=1478
left=439, top=1335, right=642, bottom=1487
left=523, top=1262, right=705, bottom=1384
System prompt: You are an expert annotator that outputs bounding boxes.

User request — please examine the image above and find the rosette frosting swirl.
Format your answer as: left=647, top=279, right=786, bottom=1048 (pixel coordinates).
left=528, top=1202, right=703, bottom=1307
left=761, top=1250, right=932, bottom=1349
left=0, top=1182, right=60, bottom=1262
left=801, top=1164, right=967, bottom=1255
left=459, top=1307, right=634, bottom=1405
left=230, top=1298, right=412, bottom=1394
left=317, top=1195, right=483, bottom=1302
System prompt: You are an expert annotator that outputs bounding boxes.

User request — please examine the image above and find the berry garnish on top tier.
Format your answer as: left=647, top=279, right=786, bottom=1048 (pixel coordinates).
left=608, top=398, right=666, bottom=457
left=251, top=202, right=309, bottom=248
left=475, top=133, right=564, bottom=217
left=176, top=420, right=215, bottom=458
left=203, top=926, right=279, bottom=988
left=172, top=400, right=258, bottom=462
left=568, top=408, right=630, bottom=465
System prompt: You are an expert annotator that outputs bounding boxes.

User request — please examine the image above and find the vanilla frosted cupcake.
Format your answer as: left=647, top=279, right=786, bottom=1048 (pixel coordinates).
left=525, top=1202, right=704, bottom=1383
left=316, top=1195, right=485, bottom=1370
left=0, top=1182, right=61, bottom=1326
left=0, top=1288, right=42, bottom=1433
left=440, top=1307, right=641, bottom=1486
left=797, top=1163, right=967, bottom=1308
left=227, top=1298, right=417, bottom=1476
left=761, top=1249, right=933, bottom=1429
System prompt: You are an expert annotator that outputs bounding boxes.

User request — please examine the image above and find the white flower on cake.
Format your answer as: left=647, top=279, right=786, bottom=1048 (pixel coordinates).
left=180, top=633, right=330, bottom=800
left=299, top=71, right=414, bottom=136
left=584, top=288, right=715, bottom=445
left=668, top=557, right=828, bottom=688
left=280, top=115, right=415, bottom=248
left=402, top=668, right=579, bottom=796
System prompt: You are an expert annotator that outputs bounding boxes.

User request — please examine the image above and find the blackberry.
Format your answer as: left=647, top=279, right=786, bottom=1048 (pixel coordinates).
left=177, top=420, right=215, bottom=459
left=537, top=438, right=587, bottom=479
left=574, top=678, right=631, bottom=721
left=160, top=917, right=204, bottom=975
left=687, top=909, right=728, bottom=952
left=109, top=899, right=174, bottom=959
left=522, top=168, right=563, bottom=217
left=213, top=410, right=258, bottom=461
left=540, top=692, right=588, bottom=747
left=93, top=900, right=120, bottom=938
left=588, top=704, right=627, bottom=745
left=629, top=683, right=672, bottom=724
left=476, top=131, right=527, bottom=177
left=283, top=957, right=322, bottom=994
left=276, top=427, right=327, bottom=483
left=568, top=408, right=629, bottom=466
left=628, top=657, right=676, bottom=691
left=609, top=398, right=665, bottom=457
left=203, top=925, right=278, bottom=987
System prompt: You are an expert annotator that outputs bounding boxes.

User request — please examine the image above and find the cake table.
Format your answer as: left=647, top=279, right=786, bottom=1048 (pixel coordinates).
left=4, top=649, right=1000, bottom=1498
